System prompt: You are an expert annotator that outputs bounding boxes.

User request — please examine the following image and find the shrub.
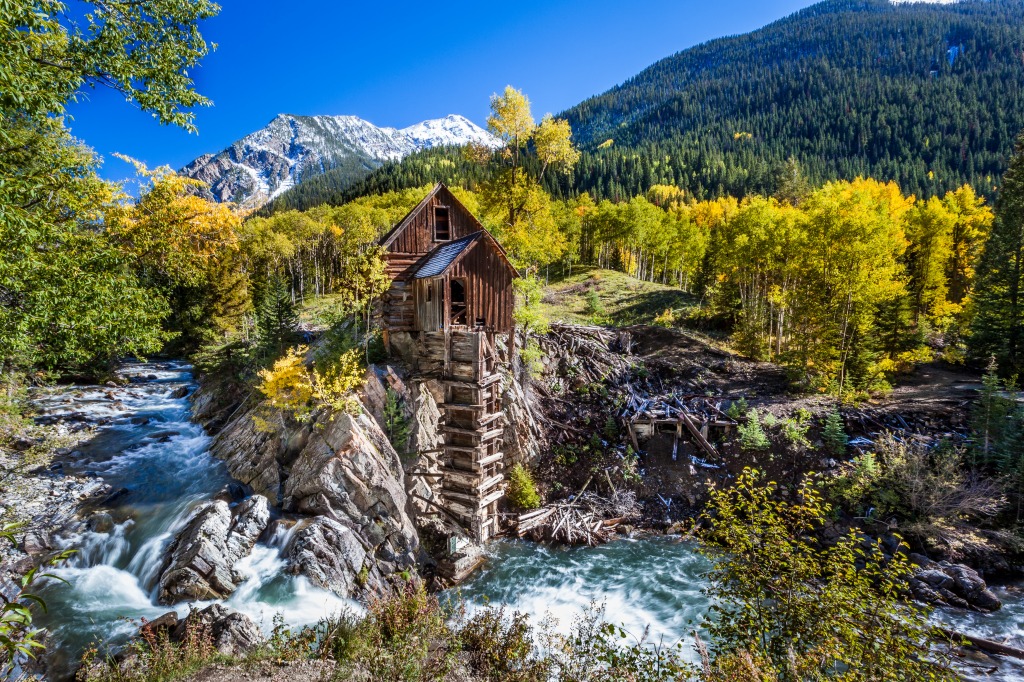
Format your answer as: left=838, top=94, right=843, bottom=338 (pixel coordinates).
left=458, top=608, right=548, bottom=682
left=310, top=348, right=364, bottom=414
left=700, top=468, right=958, bottom=681
left=383, top=387, right=411, bottom=454
left=726, top=397, right=748, bottom=420
left=79, top=618, right=222, bottom=682
left=506, top=462, right=541, bottom=510
left=781, top=416, right=811, bottom=448
left=519, top=338, right=545, bottom=380
left=738, top=410, right=770, bottom=451
left=256, top=344, right=364, bottom=423
left=827, top=452, right=883, bottom=514
left=653, top=308, right=678, bottom=328
left=584, top=289, right=605, bottom=317
left=256, top=347, right=314, bottom=420
left=326, top=581, right=457, bottom=682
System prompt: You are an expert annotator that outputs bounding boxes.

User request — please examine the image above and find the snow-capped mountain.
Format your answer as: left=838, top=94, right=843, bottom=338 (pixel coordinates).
left=181, top=114, right=499, bottom=209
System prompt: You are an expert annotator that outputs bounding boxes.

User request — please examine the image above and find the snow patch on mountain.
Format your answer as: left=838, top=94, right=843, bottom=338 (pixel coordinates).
left=181, top=114, right=499, bottom=209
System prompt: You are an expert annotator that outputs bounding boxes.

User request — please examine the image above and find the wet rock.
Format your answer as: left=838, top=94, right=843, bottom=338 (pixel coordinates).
left=157, top=495, right=269, bottom=604
left=908, top=554, right=1001, bottom=612
left=140, top=611, right=179, bottom=639
left=286, top=517, right=373, bottom=597
left=99, top=487, right=130, bottom=507
left=169, top=386, right=190, bottom=399
left=172, top=604, right=262, bottom=657
left=21, top=532, right=50, bottom=555
left=87, top=512, right=115, bottom=534
left=214, top=482, right=248, bottom=504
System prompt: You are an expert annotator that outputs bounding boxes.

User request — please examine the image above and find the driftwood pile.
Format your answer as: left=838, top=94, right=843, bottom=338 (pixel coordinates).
left=535, top=324, right=633, bottom=386
left=843, top=407, right=968, bottom=446
left=515, top=478, right=639, bottom=546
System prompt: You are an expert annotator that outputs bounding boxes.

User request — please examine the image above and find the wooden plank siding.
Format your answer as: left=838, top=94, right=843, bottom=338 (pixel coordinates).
left=448, top=238, right=515, bottom=332
left=380, top=184, right=517, bottom=334
left=383, top=185, right=483, bottom=280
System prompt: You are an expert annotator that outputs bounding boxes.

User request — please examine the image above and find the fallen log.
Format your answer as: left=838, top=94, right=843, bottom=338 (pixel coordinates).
left=939, top=627, right=1024, bottom=661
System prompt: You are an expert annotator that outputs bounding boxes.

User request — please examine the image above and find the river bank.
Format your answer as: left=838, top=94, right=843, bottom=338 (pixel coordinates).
left=5, top=349, right=1024, bottom=681
left=7, top=363, right=352, bottom=680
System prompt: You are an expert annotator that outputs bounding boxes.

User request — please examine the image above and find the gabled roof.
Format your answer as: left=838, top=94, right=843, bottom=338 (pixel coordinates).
left=412, top=232, right=482, bottom=279
left=378, top=182, right=483, bottom=249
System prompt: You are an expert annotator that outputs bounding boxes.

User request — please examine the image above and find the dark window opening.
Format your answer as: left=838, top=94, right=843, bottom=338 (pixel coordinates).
left=434, top=206, right=450, bottom=241
left=450, top=279, right=467, bottom=326
left=475, top=316, right=486, bottom=328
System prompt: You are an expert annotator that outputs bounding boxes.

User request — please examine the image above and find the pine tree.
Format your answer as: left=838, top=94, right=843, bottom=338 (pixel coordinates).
left=739, top=409, right=770, bottom=451
left=970, top=133, right=1024, bottom=376
left=822, top=411, right=848, bottom=456
left=255, top=273, right=298, bottom=359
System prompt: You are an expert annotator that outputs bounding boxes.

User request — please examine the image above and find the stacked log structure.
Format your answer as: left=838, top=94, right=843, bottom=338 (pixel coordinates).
left=417, top=330, right=507, bottom=541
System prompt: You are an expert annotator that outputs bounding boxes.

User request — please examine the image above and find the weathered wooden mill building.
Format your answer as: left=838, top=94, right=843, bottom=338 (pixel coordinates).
left=378, top=184, right=519, bottom=541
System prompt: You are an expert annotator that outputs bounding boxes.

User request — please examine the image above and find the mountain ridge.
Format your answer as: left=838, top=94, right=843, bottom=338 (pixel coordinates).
left=180, top=113, right=498, bottom=209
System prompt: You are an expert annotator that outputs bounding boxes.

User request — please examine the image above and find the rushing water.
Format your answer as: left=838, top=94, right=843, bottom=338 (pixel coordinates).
left=458, top=539, right=1024, bottom=681
left=34, top=362, right=354, bottom=680
left=27, top=361, right=1024, bottom=680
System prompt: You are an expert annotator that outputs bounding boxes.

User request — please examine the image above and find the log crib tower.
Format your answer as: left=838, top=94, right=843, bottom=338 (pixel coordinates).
left=377, top=184, right=519, bottom=542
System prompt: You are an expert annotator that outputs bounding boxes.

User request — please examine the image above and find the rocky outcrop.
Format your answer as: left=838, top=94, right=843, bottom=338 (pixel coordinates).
left=285, top=517, right=378, bottom=597
left=908, top=554, right=1002, bottom=612
left=197, top=374, right=420, bottom=599
left=282, top=411, right=418, bottom=574
left=158, top=496, right=269, bottom=604
left=143, top=605, right=263, bottom=657
left=208, top=411, right=287, bottom=505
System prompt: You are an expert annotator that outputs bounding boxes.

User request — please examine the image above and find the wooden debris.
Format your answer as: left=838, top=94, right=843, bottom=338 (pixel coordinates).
left=513, top=489, right=639, bottom=547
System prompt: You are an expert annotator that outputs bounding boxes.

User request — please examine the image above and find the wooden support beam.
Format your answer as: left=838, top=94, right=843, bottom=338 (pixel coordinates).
left=681, top=413, right=718, bottom=459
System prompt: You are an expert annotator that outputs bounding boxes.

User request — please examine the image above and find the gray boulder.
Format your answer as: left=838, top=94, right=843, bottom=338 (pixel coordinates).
left=172, top=604, right=263, bottom=657
left=908, top=554, right=1002, bottom=612
left=157, top=495, right=269, bottom=604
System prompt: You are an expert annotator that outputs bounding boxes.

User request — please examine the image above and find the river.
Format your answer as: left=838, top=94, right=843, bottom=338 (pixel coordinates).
left=27, top=362, right=1024, bottom=681
left=33, top=362, right=353, bottom=680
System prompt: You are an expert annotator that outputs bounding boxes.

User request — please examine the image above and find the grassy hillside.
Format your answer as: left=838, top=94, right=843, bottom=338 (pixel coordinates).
left=540, top=267, right=697, bottom=327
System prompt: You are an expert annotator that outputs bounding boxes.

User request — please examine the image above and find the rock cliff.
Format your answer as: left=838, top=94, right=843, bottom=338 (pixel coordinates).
left=193, top=378, right=420, bottom=599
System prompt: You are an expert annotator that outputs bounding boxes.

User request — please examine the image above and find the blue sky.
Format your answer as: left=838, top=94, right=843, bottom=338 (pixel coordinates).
left=69, top=0, right=817, bottom=184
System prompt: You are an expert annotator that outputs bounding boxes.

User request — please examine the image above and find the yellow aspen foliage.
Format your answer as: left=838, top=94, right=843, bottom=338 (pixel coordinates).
left=942, top=184, right=993, bottom=305
left=487, top=86, right=534, bottom=150
left=106, top=157, right=240, bottom=288
left=257, top=348, right=315, bottom=421
left=534, top=114, right=580, bottom=177
left=257, top=346, right=365, bottom=423
left=311, top=349, right=364, bottom=414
